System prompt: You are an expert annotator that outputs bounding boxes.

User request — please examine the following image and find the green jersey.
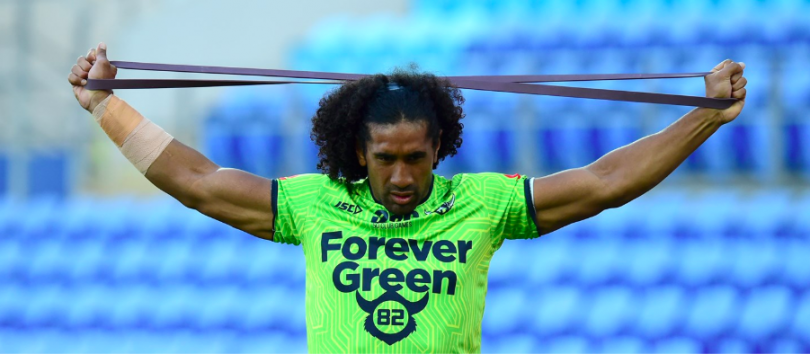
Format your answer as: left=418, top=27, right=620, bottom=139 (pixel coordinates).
left=271, top=172, right=540, bottom=353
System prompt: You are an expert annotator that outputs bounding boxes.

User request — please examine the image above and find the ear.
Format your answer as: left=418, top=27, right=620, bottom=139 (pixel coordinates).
left=433, top=130, right=442, bottom=164
left=356, top=140, right=367, bottom=167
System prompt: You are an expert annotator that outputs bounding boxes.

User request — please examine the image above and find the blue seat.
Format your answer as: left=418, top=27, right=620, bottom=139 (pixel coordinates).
left=623, top=239, right=674, bottom=285
left=195, top=238, right=242, bottom=283
left=486, top=334, right=540, bottom=354
left=743, top=189, right=793, bottom=236
left=652, top=337, right=701, bottom=354
left=235, top=332, right=305, bottom=354
left=715, top=339, right=751, bottom=354
left=529, top=286, right=583, bottom=336
left=149, top=283, right=199, bottom=329
left=482, top=288, right=528, bottom=335
left=544, top=335, right=591, bottom=353
left=573, top=238, right=623, bottom=285
left=27, top=238, right=70, bottom=281
left=598, top=336, right=647, bottom=353
left=0, top=238, right=23, bottom=280
left=27, top=150, right=69, bottom=197
left=20, top=283, right=64, bottom=328
left=152, top=238, right=196, bottom=282
left=194, top=285, right=244, bottom=330
left=535, top=112, right=593, bottom=172
left=729, top=239, right=780, bottom=287
left=64, top=238, right=107, bottom=282
left=487, top=241, right=522, bottom=284
left=582, top=286, right=636, bottom=337
left=736, top=286, right=793, bottom=339
left=106, top=284, right=156, bottom=329
left=675, top=239, right=728, bottom=286
left=244, top=286, right=306, bottom=332
left=63, top=283, right=115, bottom=329
left=241, top=286, right=283, bottom=330
left=633, top=285, right=686, bottom=338
left=524, top=237, right=574, bottom=285
left=684, top=285, right=740, bottom=338
left=767, top=339, right=805, bottom=354
left=0, top=283, right=25, bottom=326
left=783, top=239, right=810, bottom=286
left=780, top=45, right=810, bottom=113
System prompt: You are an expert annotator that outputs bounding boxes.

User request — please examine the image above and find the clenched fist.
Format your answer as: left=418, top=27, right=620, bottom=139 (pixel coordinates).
left=68, top=42, right=118, bottom=113
left=704, top=59, right=747, bottom=124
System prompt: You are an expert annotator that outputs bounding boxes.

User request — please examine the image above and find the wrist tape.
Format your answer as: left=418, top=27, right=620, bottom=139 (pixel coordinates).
left=92, top=95, right=174, bottom=174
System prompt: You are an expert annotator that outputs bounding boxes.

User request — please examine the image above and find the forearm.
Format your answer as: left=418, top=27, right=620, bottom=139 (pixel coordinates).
left=93, top=94, right=218, bottom=207
left=587, top=107, right=724, bottom=207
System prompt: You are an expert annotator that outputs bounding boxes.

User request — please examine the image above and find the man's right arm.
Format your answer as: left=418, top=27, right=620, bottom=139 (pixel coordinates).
left=69, top=43, right=274, bottom=240
left=145, top=140, right=275, bottom=239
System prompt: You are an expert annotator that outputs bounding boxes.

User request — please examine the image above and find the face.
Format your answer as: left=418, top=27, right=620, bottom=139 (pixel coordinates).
left=357, top=120, right=440, bottom=216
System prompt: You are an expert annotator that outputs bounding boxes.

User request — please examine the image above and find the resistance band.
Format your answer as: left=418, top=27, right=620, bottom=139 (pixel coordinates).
left=85, top=61, right=736, bottom=109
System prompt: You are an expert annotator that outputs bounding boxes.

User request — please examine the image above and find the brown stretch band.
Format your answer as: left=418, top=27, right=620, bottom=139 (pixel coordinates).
left=84, top=61, right=736, bottom=109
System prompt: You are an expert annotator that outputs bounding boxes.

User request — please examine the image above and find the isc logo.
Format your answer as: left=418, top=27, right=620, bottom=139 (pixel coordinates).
left=335, top=201, right=363, bottom=215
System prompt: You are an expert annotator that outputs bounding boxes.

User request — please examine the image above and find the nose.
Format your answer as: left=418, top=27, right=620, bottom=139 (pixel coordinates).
left=389, top=162, right=413, bottom=189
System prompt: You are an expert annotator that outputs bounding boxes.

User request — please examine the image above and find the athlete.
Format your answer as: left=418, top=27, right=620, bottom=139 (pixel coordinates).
left=68, top=43, right=747, bottom=353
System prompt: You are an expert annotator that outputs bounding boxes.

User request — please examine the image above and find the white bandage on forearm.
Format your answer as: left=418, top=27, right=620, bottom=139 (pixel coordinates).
left=92, top=95, right=174, bottom=174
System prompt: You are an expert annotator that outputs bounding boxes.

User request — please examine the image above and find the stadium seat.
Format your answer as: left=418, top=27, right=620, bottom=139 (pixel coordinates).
left=736, top=286, right=793, bottom=339
left=149, top=283, right=200, bottom=329
left=27, top=150, right=69, bottom=198
left=194, top=284, right=245, bottom=330
left=484, top=334, right=540, bottom=354
left=482, top=288, right=528, bottom=335
left=623, top=238, right=675, bottom=285
left=791, top=292, right=810, bottom=343
left=523, top=236, right=574, bottom=285
left=783, top=240, right=810, bottom=286
left=573, top=238, right=623, bottom=285
left=598, top=336, right=647, bottom=353
left=106, top=283, right=159, bottom=329
left=714, top=338, right=752, bottom=354
left=0, top=238, right=24, bottom=280
left=529, top=286, right=583, bottom=336
left=19, top=283, right=66, bottom=328
left=63, top=283, right=117, bottom=329
left=581, top=286, right=636, bottom=337
left=683, top=285, right=740, bottom=338
left=675, top=239, right=729, bottom=286
left=728, top=239, right=781, bottom=287
left=544, top=335, right=591, bottom=353
left=633, top=286, right=686, bottom=338
left=766, top=338, right=806, bottom=354
left=652, top=337, right=702, bottom=354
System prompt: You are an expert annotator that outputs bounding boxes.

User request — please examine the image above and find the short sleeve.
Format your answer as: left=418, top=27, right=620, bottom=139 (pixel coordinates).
left=464, top=173, right=541, bottom=249
left=271, top=173, right=326, bottom=245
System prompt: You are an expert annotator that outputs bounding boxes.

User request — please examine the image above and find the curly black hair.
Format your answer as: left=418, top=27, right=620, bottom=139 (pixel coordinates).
left=310, top=68, right=465, bottom=182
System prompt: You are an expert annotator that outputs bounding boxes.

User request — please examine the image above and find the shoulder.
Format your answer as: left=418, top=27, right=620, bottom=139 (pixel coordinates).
left=449, top=172, right=528, bottom=188
left=275, top=173, right=365, bottom=197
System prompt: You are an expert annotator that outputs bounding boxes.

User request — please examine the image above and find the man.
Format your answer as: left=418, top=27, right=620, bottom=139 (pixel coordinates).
left=68, top=42, right=746, bottom=353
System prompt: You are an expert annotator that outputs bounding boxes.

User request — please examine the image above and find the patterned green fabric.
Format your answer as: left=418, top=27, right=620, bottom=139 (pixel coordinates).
left=272, top=172, right=540, bottom=353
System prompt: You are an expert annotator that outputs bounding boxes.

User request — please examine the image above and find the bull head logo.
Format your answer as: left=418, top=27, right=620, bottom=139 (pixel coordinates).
left=355, top=290, right=429, bottom=345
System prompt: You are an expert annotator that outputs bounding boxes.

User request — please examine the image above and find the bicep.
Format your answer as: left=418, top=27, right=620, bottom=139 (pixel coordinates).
left=191, top=168, right=275, bottom=240
left=532, top=167, right=612, bottom=234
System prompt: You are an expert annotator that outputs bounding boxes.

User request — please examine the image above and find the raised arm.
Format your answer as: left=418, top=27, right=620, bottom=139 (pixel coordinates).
left=531, top=60, right=747, bottom=235
left=68, top=43, right=274, bottom=240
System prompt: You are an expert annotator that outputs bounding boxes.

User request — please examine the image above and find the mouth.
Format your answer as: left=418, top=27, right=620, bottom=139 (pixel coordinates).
left=390, top=192, right=414, bottom=205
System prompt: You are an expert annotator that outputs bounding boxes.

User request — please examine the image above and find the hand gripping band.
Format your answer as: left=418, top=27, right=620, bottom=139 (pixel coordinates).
left=85, top=61, right=737, bottom=109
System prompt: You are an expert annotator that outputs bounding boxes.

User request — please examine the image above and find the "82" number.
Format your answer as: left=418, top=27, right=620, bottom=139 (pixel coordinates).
left=377, top=309, right=405, bottom=326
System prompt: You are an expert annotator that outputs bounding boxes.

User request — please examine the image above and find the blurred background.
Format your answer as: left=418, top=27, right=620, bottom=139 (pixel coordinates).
left=1, top=0, right=809, bottom=352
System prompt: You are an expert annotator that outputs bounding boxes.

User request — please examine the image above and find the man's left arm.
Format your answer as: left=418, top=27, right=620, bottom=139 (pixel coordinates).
left=531, top=60, right=747, bottom=235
